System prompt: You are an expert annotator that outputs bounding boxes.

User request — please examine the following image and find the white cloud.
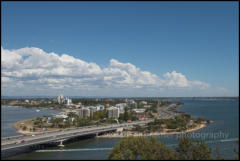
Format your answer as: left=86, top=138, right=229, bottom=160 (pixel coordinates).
left=1, top=46, right=211, bottom=96
left=1, top=76, right=12, bottom=82
left=163, top=71, right=210, bottom=89
left=216, top=87, right=229, bottom=93
left=103, top=59, right=159, bottom=88
left=191, top=80, right=210, bottom=89
left=163, top=70, right=189, bottom=88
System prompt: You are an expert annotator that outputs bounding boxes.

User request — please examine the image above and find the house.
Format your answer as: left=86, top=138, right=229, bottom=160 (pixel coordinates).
left=139, top=101, right=147, bottom=105
left=54, top=114, right=68, bottom=119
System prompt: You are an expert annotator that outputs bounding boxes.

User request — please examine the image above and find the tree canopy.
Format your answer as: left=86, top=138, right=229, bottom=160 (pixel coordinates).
left=108, top=136, right=178, bottom=160
left=108, top=136, right=214, bottom=160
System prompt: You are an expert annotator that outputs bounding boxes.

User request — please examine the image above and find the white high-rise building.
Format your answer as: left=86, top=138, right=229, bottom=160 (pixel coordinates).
left=89, top=106, right=97, bottom=116
left=127, top=99, right=137, bottom=108
left=116, top=103, right=127, bottom=113
left=66, top=98, right=72, bottom=106
left=57, top=94, right=64, bottom=104
left=76, top=108, right=90, bottom=118
left=107, top=106, right=119, bottom=119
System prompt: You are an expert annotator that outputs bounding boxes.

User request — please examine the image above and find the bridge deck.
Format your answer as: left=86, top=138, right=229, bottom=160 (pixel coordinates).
left=1, top=119, right=153, bottom=151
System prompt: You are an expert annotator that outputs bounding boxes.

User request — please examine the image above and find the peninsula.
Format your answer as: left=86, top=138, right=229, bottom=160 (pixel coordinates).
left=3, top=96, right=212, bottom=137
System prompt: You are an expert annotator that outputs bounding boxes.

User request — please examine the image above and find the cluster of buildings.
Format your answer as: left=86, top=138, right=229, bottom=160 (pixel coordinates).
left=54, top=94, right=152, bottom=121
left=72, top=105, right=120, bottom=119
left=126, top=99, right=137, bottom=108
left=7, top=99, right=53, bottom=106
left=76, top=108, right=90, bottom=118
left=74, top=105, right=105, bottom=118
left=57, top=94, right=72, bottom=106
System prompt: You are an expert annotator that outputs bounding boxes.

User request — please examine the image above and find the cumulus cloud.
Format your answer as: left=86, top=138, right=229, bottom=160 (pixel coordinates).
left=103, top=59, right=159, bottom=88
left=1, top=47, right=210, bottom=95
left=163, top=71, right=189, bottom=88
left=163, top=71, right=210, bottom=89
left=1, top=76, right=12, bottom=82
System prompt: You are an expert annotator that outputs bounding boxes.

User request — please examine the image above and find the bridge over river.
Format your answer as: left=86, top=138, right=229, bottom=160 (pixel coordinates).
left=1, top=119, right=153, bottom=158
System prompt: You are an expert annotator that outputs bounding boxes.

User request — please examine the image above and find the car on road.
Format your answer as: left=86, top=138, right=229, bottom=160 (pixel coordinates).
left=15, top=140, right=21, bottom=144
left=21, top=140, right=25, bottom=143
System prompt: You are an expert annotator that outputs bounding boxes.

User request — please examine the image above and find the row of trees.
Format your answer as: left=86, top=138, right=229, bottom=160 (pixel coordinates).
left=108, top=136, right=239, bottom=160
left=71, top=98, right=125, bottom=106
left=132, top=114, right=194, bottom=133
left=118, top=107, right=138, bottom=122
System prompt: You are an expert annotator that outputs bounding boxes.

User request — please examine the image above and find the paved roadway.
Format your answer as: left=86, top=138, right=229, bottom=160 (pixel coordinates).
left=157, top=103, right=179, bottom=119
left=1, top=119, right=154, bottom=151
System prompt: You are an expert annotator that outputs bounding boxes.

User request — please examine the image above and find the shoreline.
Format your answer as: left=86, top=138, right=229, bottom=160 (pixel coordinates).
left=97, top=123, right=206, bottom=138
left=2, top=105, right=63, bottom=111
left=8, top=103, right=208, bottom=137
left=13, top=118, right=63, bottom=135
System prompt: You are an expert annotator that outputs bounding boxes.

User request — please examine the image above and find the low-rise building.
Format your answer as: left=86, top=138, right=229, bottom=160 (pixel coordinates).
left=24, top=100, right=29, bottom=104
left=143, top=105, right=151, bottom=108
left=69, top=117, right=75, bottom=122
left=105, top=104, right=110, bottom=108
left=139, top=101, right=147, bottom=105
left=54, top=114, right=68, bottom=119
left=96, top=105, right=105, bottom=111
left=30, top=100, right=38, bottom=105
left=132, top=108, right=147, bottom=120
left=132, top=108, right=145, bottom=113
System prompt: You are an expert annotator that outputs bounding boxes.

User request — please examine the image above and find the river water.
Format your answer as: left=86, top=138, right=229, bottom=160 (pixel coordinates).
left=2, top=100, right=239, bottom=160
left=1, top=106, right=60, bottom=137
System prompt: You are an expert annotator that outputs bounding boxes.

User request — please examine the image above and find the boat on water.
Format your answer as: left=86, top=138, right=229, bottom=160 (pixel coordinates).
left=36, top=109, right=40, bottom=112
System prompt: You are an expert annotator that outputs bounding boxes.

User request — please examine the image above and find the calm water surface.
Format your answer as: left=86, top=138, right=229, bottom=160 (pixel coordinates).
left=1, top=106, right=60, bottom=137
left=2, top=100, right=239, bottom=160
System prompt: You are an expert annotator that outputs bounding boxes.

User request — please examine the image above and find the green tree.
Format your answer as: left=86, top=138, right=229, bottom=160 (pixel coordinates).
left=214, top=148, right=225, bottom=160
left=92, top=110, right=106, bottom=120
left=50, top=118, right=63, bottom=128
left=22, top=126, right=27, bottom=131
left=108, top=136, right=177, bottom=160
left=176, top=137, right=212, bottom=160
left=123, top=107, right=130, bottom=121
left=67, top=112, right=79, bottom=118
left=234, top=140, right=239, bottom=160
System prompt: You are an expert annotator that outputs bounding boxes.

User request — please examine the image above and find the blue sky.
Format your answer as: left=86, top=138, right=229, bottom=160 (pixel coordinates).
left=1, top=2, right=239, bottom=97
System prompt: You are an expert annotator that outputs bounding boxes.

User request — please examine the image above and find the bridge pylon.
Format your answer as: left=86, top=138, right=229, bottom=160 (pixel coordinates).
left=58, top=140, right=65, bottom=147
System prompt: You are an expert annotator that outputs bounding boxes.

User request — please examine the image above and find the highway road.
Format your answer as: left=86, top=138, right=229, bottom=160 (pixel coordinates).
left=1, top=119, right=153, bottom=151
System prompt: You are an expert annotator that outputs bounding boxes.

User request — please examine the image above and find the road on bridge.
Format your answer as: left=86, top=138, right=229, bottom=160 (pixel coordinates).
left=1, top=119, right=153, bottom=151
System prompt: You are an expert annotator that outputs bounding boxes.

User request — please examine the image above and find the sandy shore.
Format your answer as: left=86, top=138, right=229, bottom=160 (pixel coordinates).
left=97, top=124, right=206, bottom=138
left=13, top=118, right=61, bottom=135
